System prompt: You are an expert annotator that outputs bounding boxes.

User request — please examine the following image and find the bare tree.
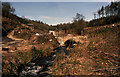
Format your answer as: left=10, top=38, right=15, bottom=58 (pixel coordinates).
left=93, top=12, right=97, bottom=19
left=105, top=5, right=110, bottom=17
left=101, top=6, right=104, bottom=17
left=73, top=13, right=84, bottom=22
left=97, top=9, right=101, bottom=18
left=72, top=13, right=86, bottom=35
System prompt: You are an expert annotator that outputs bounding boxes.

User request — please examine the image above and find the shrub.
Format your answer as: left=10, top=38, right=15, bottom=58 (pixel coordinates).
left=31, top=47, right=43, bottom=61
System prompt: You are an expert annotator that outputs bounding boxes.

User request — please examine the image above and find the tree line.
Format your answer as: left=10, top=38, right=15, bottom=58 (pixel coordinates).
left=2, top=2, right=120, bottom=36
left=50, top=13, right=88, bottom=35
left=50, top=1, right=120, bottom=35
left=94, top=1, right=120, bottom=19
left=2, top=2, right=15, bottom=17
left=88, top=1, right=120, bottom=27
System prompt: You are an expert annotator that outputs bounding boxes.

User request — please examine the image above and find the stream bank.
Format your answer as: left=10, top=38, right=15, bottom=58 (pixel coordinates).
left=19, top=46, right=69, bottom=77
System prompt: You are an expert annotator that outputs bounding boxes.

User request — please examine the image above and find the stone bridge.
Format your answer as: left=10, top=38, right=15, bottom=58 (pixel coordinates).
left=55, top=34, right=87, bottom=46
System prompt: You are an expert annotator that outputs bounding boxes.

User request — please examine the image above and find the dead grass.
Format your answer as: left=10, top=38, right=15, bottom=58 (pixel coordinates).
left=2, top=28, right=59, bottom=76
left=48, top=25, right=120, bottom=76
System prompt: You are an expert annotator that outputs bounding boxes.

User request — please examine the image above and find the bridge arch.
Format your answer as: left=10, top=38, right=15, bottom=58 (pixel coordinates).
left=64, top=39, right=77, bottom=47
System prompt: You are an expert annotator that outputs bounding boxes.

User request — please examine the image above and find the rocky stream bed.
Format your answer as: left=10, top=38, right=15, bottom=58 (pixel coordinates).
left=19, top=46, right=68, bottom=77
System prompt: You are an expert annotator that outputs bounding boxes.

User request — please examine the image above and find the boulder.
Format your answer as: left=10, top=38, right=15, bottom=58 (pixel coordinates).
left=9, top=47, right=16, bottom=51
left=49, top=39, right=52, bottom=42
left=8, top=50, right=15, bottom=53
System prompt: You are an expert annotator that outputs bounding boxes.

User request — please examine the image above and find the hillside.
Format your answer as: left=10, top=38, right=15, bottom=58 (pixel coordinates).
left=2, top=11, right=120, bottom=77
left=88, top=15, right=120, bottom=27
left=2, top=2, right=120, bottom=76
left=2, top=15, right=50, bottom=36
left=2, top=17, right=120, bottom=76
left=2, top=15, right=60, bottom=76
left=48, top=24, right=120, bottom=75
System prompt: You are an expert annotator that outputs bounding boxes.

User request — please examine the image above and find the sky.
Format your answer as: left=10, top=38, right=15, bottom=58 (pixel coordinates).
left=2, top=0, right=114, bottom=2
left=10, top=2, right=110, bottom=25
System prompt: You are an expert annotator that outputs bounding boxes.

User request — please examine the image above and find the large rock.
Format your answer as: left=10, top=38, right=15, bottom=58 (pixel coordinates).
left=9, top=47, right=16, bottom=51
left=8, top=50, right=16, bottom=53
left=20, top=65, right=43, bottom=77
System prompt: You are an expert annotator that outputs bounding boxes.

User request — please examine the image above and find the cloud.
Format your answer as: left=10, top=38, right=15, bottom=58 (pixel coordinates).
left=21, top=15, right=72, bottom=25
left=25, top=16, right=34, bottom=19
left=39, top=16, right=70, bottom=20
left=17, top=15, right=35, bottom=20
left=39, top=16, right=51, bottom=19
left=24, top=16, right=38, bottom=20
left=38, top=16, right=72, bottom=25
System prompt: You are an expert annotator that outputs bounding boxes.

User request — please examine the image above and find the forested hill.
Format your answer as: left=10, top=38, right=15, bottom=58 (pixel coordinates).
left=50, top=1, right=120, bottom=35
left=88, top=1, right=120, bottom=27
